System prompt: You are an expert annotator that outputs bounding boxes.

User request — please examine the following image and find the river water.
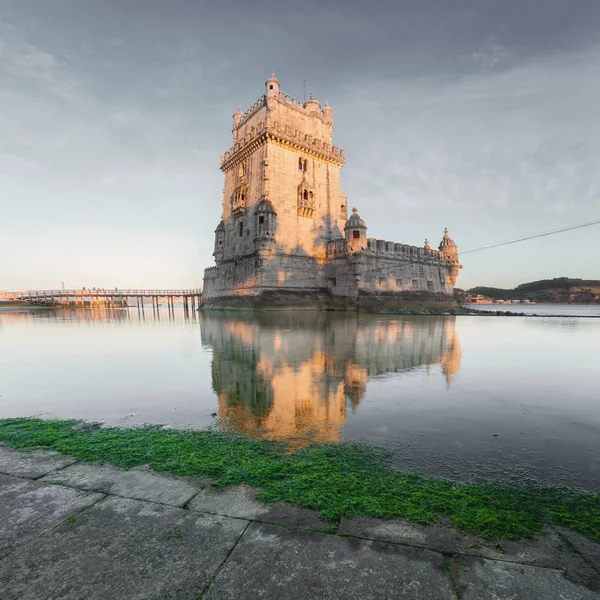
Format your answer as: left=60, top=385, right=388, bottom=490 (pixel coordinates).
left=1, top=306, right=599, bottom=491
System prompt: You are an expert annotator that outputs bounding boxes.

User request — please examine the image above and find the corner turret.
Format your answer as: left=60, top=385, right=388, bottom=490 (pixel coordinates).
left=213, top=220, right=225, bottom=265
left=345, top=208, right=368, bottom=253
left=322, top=100, right=333, bottom=124
left=232, top=106, right=243, bottom=142
left=438, top=228, right=462, bottom=286
left=266, top=72, right=279, bottom=99
left=304, top=92, right=321, bottom=113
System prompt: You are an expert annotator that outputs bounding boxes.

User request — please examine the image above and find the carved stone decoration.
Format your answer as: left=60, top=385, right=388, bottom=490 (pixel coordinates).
left=232, top=183, right=247, bottom=215
left=298, top=181, right=316, bottom=218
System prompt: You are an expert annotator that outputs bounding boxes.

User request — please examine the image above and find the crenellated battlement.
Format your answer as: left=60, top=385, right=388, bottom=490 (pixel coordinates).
left=234, top=90, right=332, bottom=130
left=236, top=95, right=267, bottom=128
left=327, top=238, right=453, bottom=264
left=221, top=121, right=344, bottom=170
left=223, top=79, right=342, bottom=171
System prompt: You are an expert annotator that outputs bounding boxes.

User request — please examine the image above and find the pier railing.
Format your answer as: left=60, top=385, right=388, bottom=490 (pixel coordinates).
left=7, top=289, right=202, bottom=310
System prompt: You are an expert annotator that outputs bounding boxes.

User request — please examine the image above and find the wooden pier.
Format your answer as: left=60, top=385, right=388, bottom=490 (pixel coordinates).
left=10, top=289, right=203, bottom=313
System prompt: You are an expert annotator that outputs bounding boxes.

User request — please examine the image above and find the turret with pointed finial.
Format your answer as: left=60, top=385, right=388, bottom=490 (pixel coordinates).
left=438, top=228, right=462, bottom=286
left=438, top=228, right=457, bottom=260
left=322, top=100, right=333, bottom=124
left=304, top=92, right=321, bottom=113
left=424, top=239, right=431, bottom=251
left=232, top=105, right=243, bottom=128
left=344, top=207, right=368, bottom=253
left=266, top=72, right=279, bottom=98
left=231, top=106, right=244, bottom=143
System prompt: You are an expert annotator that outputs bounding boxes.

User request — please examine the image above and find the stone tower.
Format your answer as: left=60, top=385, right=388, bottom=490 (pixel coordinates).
left=204, top=73, right=348, bottom=300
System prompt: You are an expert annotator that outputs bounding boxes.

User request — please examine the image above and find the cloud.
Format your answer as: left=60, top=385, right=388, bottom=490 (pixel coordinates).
left=333, top=44, right=600, bottom=232
left=468, top=35, right=510, bottom=71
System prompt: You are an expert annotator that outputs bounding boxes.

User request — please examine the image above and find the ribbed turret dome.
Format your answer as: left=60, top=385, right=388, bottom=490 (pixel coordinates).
left=438, top=228, right=457, bottom=251
left=344, top=207, right=367, bottom=230
left=304, top=92, right=321, bottom=112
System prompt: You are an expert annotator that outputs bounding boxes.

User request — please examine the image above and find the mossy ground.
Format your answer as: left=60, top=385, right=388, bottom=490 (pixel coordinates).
left=1, top=418, right=598, bottom=543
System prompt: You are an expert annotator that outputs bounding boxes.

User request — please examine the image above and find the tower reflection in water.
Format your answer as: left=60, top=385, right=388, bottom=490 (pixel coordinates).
left=201, top=313, right=461, bottom=448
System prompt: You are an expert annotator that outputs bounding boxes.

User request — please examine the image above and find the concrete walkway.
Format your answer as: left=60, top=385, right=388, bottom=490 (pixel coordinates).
left=0, top=445, right=598, bottom=599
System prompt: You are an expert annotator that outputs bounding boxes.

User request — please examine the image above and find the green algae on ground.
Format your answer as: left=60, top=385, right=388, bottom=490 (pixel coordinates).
left=1, top=417, right=598, bottom=543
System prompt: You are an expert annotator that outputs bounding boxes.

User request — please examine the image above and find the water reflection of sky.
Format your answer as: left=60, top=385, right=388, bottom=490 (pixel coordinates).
left=0, top=307, right=598, bottom=491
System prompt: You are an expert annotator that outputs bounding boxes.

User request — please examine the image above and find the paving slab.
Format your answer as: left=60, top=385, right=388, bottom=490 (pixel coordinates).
left=42, top=462, right=205, bottom=507
left=0, top=446, right=77, bottom=478
left=0, top=495, right=248, bottom=600
left=453, top=555, right=600, bottom=600
left=203, top=521, right=455, bottom=599
left=187, top=484, right=330, bottom=529
left=554, top=527, right=600, bottom=573
left=340, top=516, right=458, bottom=553
left=0, top=473, right=103, bottom=558
left=340, top=516, right=594, bottom=574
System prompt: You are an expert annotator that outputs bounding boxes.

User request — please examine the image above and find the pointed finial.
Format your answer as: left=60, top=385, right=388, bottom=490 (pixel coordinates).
left=424, top=239, right=431, bottom=250
left=310, top=92, right=315, bottom=101
left=324, top=100, right=330, bottom=107
left=352, top=207, right=358, bottom=214
left=444, top=227, right=449, bottom=235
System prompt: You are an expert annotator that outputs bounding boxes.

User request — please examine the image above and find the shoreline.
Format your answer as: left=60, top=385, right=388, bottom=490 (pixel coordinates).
left=2, top=302, right=598, bottom=318
left=1, top=417, right=598, bottom=545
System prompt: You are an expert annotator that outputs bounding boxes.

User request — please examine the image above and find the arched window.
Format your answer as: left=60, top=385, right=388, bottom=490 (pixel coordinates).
left=303, top=159, right=308, bottom=171
left=298, top=157, right=303, bottom=170
left=303, top=190, right=308, bottom=200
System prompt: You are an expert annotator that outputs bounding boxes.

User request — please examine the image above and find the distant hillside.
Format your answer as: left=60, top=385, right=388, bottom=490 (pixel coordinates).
left=464, top=278, right=600, bottom=303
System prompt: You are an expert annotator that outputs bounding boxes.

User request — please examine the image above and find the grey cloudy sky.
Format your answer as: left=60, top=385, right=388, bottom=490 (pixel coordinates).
left=1, top=0, right=599, bottom=290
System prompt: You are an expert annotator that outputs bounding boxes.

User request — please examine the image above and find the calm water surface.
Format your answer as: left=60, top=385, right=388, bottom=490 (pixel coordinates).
left=1, top=307, right=598, bottom=491
left=464, top=303, right=600, bottom=317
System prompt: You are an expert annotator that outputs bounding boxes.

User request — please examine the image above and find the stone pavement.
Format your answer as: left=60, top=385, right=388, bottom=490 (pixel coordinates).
left=0, top=445, right=598, bottom=599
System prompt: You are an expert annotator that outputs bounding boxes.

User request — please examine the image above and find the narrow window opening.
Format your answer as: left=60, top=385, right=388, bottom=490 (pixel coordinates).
left=303, top=190, right=308, bottom=200
left=353, top=231, right=360, bottom=239
left=298, top=158, right=303, bottom=170
left=239, top=222, right=244, bottom=237
left=258, top=215, right=264, bottom=224
left=329, top=278, right=337, bottom=287
left=304, top=159, right=308, bottom=171
left=341, top=204, right=345, bottom=211
left=269, top=85, right=273, bottom=90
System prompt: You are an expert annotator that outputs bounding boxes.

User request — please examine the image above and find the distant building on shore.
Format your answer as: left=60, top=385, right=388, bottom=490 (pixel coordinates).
left=202, top=74, right=461, bottom=310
